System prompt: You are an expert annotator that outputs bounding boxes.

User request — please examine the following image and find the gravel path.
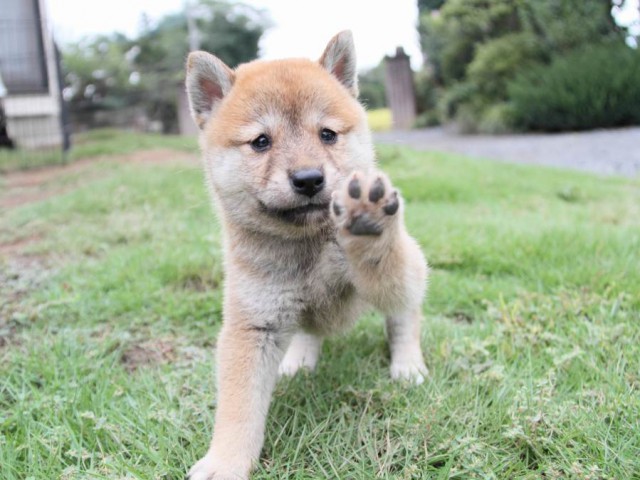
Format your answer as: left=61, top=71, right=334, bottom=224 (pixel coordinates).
left=374, top=127, right=640, bottom=177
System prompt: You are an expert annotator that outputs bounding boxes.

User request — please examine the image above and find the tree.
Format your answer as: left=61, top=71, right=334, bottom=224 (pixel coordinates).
left=418, top=0, right=446, bottom=13
left=358, top=63, right=387, bottom=110
left=62, top=34, right=143, bottom=126
left=62, top=0, right=269, bottom=133
left=416, top=0, right=631, bottom=132
left=134, top=1, right=268, bottom=73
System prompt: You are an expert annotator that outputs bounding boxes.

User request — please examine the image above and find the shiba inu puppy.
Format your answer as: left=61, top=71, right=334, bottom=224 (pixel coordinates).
left=185, top=30, right=428, bottom=480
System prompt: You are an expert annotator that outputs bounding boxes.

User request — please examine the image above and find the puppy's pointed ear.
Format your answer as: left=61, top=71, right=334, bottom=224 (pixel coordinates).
left=319, top=30, right=358, bottom=97
left=185, top=51, right=235, bottom=129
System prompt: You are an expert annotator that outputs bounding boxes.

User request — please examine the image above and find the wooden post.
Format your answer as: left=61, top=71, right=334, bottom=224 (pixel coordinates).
left=384, top=47, right=417, bottom=130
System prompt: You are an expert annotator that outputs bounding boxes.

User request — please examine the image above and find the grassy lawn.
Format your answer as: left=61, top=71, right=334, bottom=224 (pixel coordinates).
left=1, top=134, right=639, bottom=479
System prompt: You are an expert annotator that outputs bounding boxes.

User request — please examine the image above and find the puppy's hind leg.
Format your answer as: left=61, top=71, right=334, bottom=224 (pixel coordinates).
left=278, top=330, right=323, bottom=377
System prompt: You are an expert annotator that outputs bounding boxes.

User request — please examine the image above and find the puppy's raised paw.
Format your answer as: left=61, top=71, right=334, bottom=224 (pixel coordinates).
left=331, top=171, right=401, bottom=237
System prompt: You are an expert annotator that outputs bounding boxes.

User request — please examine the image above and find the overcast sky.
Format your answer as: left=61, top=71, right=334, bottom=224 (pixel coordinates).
left=47, top=0, right=639, bottom=70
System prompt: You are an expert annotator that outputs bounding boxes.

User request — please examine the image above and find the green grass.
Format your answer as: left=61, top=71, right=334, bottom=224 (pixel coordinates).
left=0, top=128, right=197, bottom=173
left=0, top=147, right=65, bottom=172
left=1, top=134, right=639, bottom=479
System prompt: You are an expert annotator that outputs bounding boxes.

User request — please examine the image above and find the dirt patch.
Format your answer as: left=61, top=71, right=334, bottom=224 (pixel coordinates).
left=117, top=148, right=199, bottom=168
left=0, top=148, right=199, bottom=209
left=0, top=232, right=44, bottom=258
left=4, top=158, right=96, bottom=189
left=1, top=189, right=72, bottom=209
left=0, top=257, right=52, bottom=348
left=120, top=337, right=210, bottom=371
left=121, top=339, right=177, bottom=371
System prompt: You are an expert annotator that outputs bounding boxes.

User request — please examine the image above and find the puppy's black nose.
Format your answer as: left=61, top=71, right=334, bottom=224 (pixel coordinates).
left=290, top=169, right=324, bottom=198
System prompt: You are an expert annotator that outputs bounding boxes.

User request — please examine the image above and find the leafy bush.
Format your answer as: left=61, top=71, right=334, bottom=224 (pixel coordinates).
left=437, top=82, right=479, bottom=121
left=477, top=103, right=517, bottom=134
left=414, top=70, right=439, bottom=113
left=437, top=82, right=496, bottom=132
left=413, top=70, right=441, bottom=127
left=508, top=43, right=640, bottom=131
left=416, top=0, right=631, bottom=133
left=414, top=110, right=441, bottom=128
left=419, top=0, right=524, bottom=85
left=466, top=33, right=543, bottom=99
left=518, top=0, right=621, bottom=54
left=454, top=104, right=483, bottom=133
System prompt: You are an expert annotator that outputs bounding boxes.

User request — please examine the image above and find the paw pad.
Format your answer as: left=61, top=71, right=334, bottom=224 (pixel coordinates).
left=331, top=171, right=401, bottom=237
left=348, top=213, right=383, bottom=236
left=383, top=191, right=399, bottom=215
left=368, top=177, right=385, bottom=203
left=348, top=178, right=361, bottom=199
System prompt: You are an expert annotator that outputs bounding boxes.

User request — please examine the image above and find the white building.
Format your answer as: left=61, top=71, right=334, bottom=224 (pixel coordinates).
left=0, top=0, right=65, bottom=150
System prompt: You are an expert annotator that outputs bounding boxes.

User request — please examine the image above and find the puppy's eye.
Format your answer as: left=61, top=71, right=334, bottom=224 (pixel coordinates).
left=250, top=134, right=271, bottom=152
left=320, top=128, right=337, bottom=145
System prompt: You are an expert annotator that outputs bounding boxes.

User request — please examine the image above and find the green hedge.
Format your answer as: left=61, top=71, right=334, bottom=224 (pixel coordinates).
left=467, top=33, right=543, bottom=99
left=508, top=43, right=640, bottom=131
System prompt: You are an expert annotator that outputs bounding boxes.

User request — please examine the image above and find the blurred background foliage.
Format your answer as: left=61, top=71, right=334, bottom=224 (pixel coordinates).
left=62, top=0, right=269, bottom=133
left=58, top=0, right=640, bottom=135
left=358, top=62, right=387, bottom=110
left=416, top=0, right=640, bottom=132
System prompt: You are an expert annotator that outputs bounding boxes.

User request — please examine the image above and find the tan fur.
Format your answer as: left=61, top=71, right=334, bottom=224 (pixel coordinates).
left=185, top=31, right=429, bottom=480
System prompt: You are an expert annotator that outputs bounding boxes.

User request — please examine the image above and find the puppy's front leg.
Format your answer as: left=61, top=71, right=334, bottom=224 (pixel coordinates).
left=188, top=316, right=286, bottom=480
left=331, top=171, right=429, bottom=384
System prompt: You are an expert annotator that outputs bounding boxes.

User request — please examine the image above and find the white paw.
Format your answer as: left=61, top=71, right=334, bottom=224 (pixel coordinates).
left=278, top=332, right=321, bottom=377
left=278, top=359, right=305, bottom=377
left=188, top=453, right=246, bottom=480
left=390, top=358, right=429, bottom=385
left=278, top=351, right=317, bottom=377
